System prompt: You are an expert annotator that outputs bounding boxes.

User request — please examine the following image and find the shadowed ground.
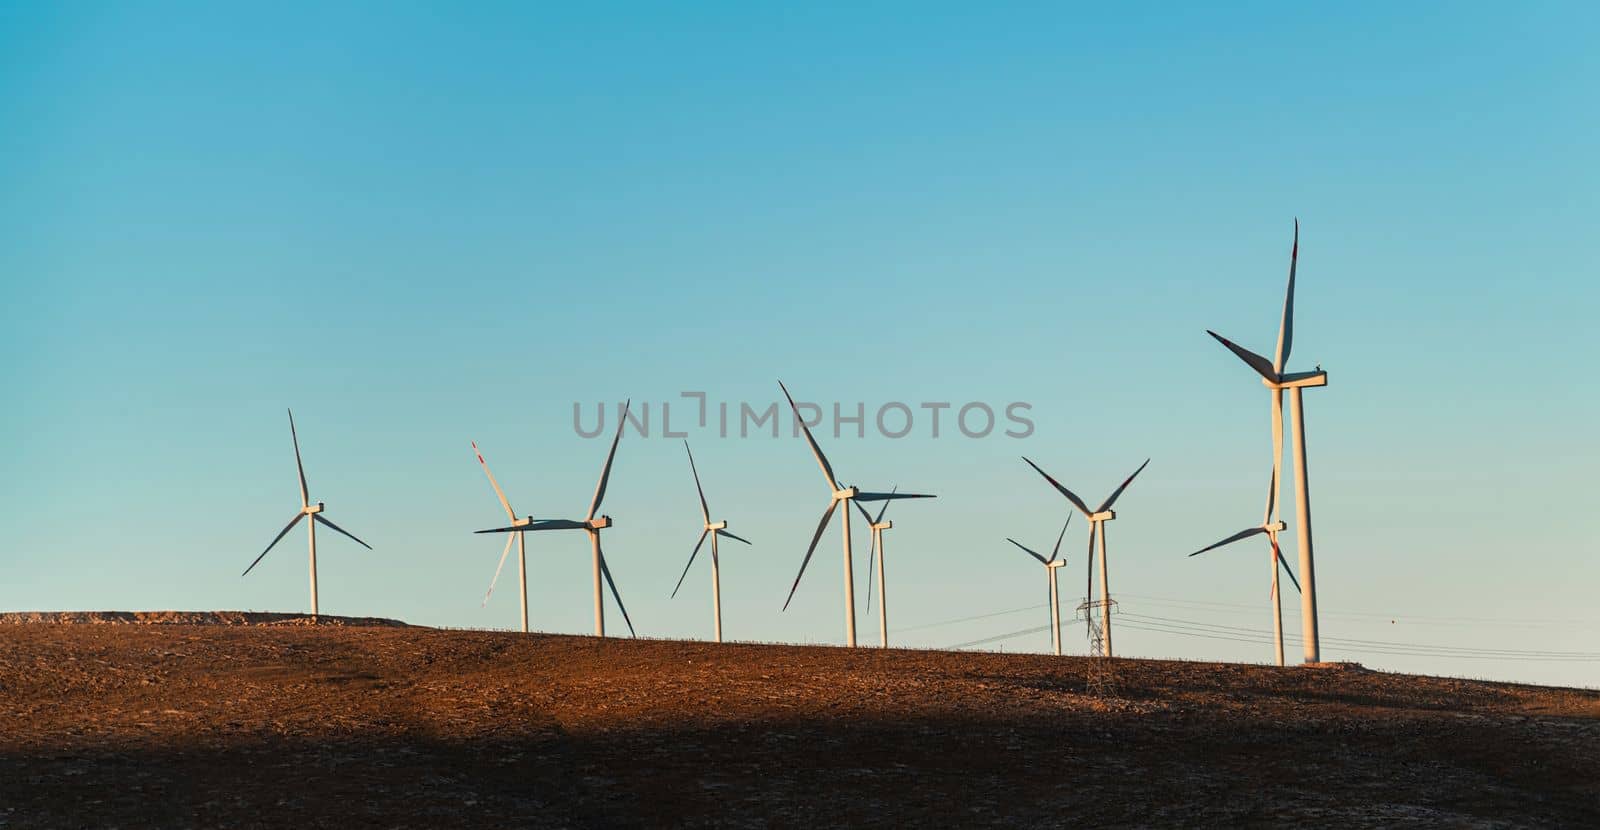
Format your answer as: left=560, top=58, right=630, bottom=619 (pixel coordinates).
left=1, top=617, right=1596, bottom=828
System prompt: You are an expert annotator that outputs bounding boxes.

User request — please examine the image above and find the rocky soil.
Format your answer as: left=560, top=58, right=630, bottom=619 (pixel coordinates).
left=1, top=616, right=1596, bottom=828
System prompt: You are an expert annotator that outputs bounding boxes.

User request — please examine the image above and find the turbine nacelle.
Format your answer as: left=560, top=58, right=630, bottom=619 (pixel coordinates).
left=705, top=520, right=728, bottom=531
left=302, top=502, right=325, bottom=516
left=1264, top=520, right=1287, bottom=533
left=1262, top=370, right=1328, bottom=390
left=870, top=520, right=892, bottom=531
left=832, top=486, right=860, bottom=501
left=1089, top=510, right=1115, bottom=523
left=587, top=515, right=612, bottom=530
left=1045, top=559, right=1066, bottom=570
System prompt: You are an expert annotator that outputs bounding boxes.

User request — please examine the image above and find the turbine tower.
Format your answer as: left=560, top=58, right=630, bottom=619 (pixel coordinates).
left=1021, top=457, right=1149, bottom=658
left=854, top=486, right=930, bottom=649
left=1206, top=219, right=1327, bottom=662
left=1005, top=515, right=1071, bottom=655
left=778, top=381, right=934, bottom=647
left=1187, top=468, right=1302, bottom=665
left=470, top=441, right=533, bottom=633
left=243, top=409, right=373, bottom=617
left=476, top=401, right=637, bottom=638
left=670, top=441, right=753, bottom=643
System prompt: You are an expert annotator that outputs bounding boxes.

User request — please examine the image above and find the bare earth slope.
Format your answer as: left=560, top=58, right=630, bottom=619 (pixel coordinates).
left=1, top=617, right=1596, bottom=828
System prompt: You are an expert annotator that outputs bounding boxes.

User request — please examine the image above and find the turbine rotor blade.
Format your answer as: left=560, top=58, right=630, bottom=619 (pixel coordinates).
left=1273, top=538, right=1302, bottom=594
left=782, top=500, right=838, bottom=611
left=288, top=409, right=309, bottom=509
left=851, top=498, right=875, bottom=525
left=243, top=512, right=306, bottom=576
left=1274, top=219, right=1298, bottom=374
left=597, top=540, right=636, bottom=637
left=684, top=441, right=711, bottom=524
left=854, top=491, right=934, bottom=502
left=313, top=514, right=372, bottom=550
left=1206, top=330, right=1279, bottom=383
left=1050, top=514, right=1071, bottom=563
left=1097, top=458, right=1151, bottom=514
left=587, top=399, right=630, bottom=520
left=1085, top=522, right=1097, bottom=601
left=1188, top=526, right=1266, bottom=557
left=1007, top=538, right=1049, bottom=566
left=874, top=485, right=898, bottom=525
left=716, top=529, right=752, bottom=545
left=471, top=441, right=517, bottom=521
left=1269, top=391, right=1284, bottom=524
left=778, top=380, right=840, bottom=490
left=475, top=519, right=588, bottom=533
left=670, top=530, right=710, bottom=599
left=1021, top=457, right=1092, bottom=517
left=483, top=532, right=517, bottom=606
left=865, top=529, right=876, bottom=614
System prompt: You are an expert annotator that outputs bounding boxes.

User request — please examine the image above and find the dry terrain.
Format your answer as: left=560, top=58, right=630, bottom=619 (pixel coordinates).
left=1, top=613, right=1597, bottom=828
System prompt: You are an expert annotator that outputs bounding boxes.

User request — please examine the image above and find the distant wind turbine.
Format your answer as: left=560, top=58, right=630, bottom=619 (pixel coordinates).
left=1188, top=468, right=1302, bottom=666
left=476, top=401, right=637, bottom=638
left=670, top=441, right=753, bottom=643
left=1205, top=219, right=1328, bottom=662
left=778, top=381, right=934, bottom=647
left=1006, top=515, right=1072, bottom=655
left=469, top=441, right=533, bottom=633
left=853, top=486, right=930, bottom=649
left=242, top=409, right=373, bottom=617
left=1021, top=457, right=1150, bottom=658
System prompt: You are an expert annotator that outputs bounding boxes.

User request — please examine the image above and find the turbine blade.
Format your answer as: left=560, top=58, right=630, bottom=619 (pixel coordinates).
left=243, top=512, right=305, bottom=576
left=288, top=409, right=309, bottom=509
left=1188, top=526, right=1266, bottom=557
left=1085, top=522, right=1096, bottom=601
left=851, top=498, right=875, bottom=525
left=482, top=532, right=517, bottom=607
left=854, top=491, right=934, bottom=502
left=587, top=399, right=630, bottom=520
left=597, top=540, right=636, bottom=637
left=475, top=519, right=588, bottom=533
left=782, top=500, right=838, bottom=611
left=1269, top=390, right=1284, bottom=523
left=670, top=530, right=709, bottom=599
left=716, top=529, right=752, bottom=545
left=471, top=441, right=517, bottom=521
left=778, top=380, right=840, bottom=490
left=313, top=514, right=372, bottom=550
left=1097, top=458, right=1151, bottom=514
left=1274, top=219, right=1298, bottom=374
left=865, top=529, right=876, bottom=614
left=1007, top=537, right=1049, bottom=566
left=1274, top=538, right=1302, bottom=594
left=684, top=441, right=711, bottom=524
left=1206, top=330, right=1278, bottom=383
left=1022, top=457, right=1092, bottom=517
left=1050, top=514, right=1071, bottom=563
left=874, top=485, right=897, bottom=525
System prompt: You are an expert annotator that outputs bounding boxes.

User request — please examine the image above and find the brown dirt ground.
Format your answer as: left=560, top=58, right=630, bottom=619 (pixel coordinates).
left=1, top=614, right=1597, bottom=828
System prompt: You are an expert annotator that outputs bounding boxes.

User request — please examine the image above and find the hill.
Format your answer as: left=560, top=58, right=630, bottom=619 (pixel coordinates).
left=1, top=616, right=1596, bottom=827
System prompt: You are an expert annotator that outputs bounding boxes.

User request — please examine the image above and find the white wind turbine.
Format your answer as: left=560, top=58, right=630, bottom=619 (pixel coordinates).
left=242, top=409, right=373, bottom=617
left=470, top=441, right=533, bottom=633
left=853, top=486, right=929, bottom=649
left=1020, top=457, right=1149, bottom=658
left=1206, top=219, right=1328, bottom=662
left=669, top=441, right=753, bottom=643
left=1188, top=468, right=1302, bottom=666
left=475, top=401, right=637, bottom=638
left=778, top=381, right=934, bottom=647
left=1005, top=516, right=1071, bottom=656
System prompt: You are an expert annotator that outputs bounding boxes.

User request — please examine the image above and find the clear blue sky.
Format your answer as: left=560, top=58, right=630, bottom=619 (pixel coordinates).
left=3, top=2, right=1596, bottom=687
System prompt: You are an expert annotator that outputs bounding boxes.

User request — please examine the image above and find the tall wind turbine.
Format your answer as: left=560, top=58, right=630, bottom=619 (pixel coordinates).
left=475, top=401, right=637, bottom=638
left=1021, top=457, right=1150, bottom=658
left=1206, top=219, right=1327, bottom=662
left=670, top=441, right=753, bottom=643
left=853, top=487, right=929, bottom=649
left=470, top=441, right=532, bottom=633
left=242, top=409, right=373, bottom=617
left=778, top=381, right=934, bottom=647
left=1005, top=515, right=1071, bottom=655
left=1188, top=469, right=1302, bottom=665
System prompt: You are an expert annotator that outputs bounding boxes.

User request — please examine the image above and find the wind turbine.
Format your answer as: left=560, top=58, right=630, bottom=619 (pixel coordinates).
left=853, top=486, right=929, bottom=649
left=669, top=441, right=752, bottom=643
left=778, top=381, right=934, bottom=647
left=1188, top=468, right=1302, bottom=666
left=1020, top=457, right=1150, bottom=658
left=475, top=401, right=637, bottom=638
left=1206, top=219, right=1327, bottom=662
left=470, top=441, right=532, bottom=633
left=242, top=409, right=373, bottom=617
left=1005, top=515, right=1071, bottom=655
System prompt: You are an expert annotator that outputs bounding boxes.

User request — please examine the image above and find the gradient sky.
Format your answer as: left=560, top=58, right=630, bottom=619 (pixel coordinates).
left=3, top=2, right=1597, bottom=687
